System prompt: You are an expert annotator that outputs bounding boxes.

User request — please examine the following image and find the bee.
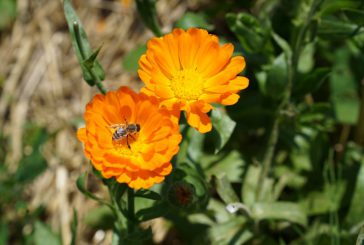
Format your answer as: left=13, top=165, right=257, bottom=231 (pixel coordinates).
left=109, top=119, right=140, bottom=149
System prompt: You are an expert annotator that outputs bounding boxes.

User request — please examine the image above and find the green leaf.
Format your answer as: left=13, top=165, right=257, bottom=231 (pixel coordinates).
left=264, top=54, right=288, bottom=100
left=344, top=155, right=364, bottom=228
left=76, top=173, right=113, bottom=209
left=135, top=189, right=161, bottom=200
left=33, top=221, right=61, bottom=245
left=298, top=43, right=315, bottom=73
left=208, top=199, right=232, bottom=223
left=187, top=127, right=205, bottom=161
left=111, top=231, right=121, bottom=245
left=241, top=164, right=260, bottom=207
left=226, top=12, right=272, bottom=53
left=330, top=48, right=360, bottom=124
left=63, top=0, right=105, bottom=85
left=297, top=103, right=335, bottom=132
left=122, top=44, right=147, bottom=73
left=241, top=164, right=274, bottom=206
left=0, top=0, right=16, bottom=30
left=135, top=0, right=163, bottom=36
left=357, top=225, right=364, bottom=245
left=343, top=9, right=364, bottom=26
left=215, top=174, right=239, bottom=204
left=201, top=150, right=245, bottom=182
left=136, top=202, right=169, bottom=221
left=82, top=46, right=102, bottom=71
left=300, top=182, right=346, bottom=215
left=15, top=127, right=48, bottom=184
left=271, top=32, right=292, bottom=59
left=251, top=202, right=308, bottom=227
left=208, top=217, right=252, bottom=245
left=320, top=0, right=360, bottom=16
left=211, top=107, right=236, bottom=153
left=293, top=67, right=330, bottom=97
left=318, top=18, right=358, bottom=39
left=175, top=12, right=213, bottom=30
left=84, top=205, right=115, bottom=230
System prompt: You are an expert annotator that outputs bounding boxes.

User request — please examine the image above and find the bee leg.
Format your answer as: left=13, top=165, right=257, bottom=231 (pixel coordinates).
left=126, top=135, right=131, bottom=149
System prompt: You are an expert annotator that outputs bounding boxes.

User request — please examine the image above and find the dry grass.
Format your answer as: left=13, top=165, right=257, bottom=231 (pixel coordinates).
left=0, top=0, right=199, bottom=243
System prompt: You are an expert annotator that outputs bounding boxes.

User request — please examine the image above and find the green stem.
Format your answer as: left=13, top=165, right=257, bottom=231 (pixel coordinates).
left=107, top=185, right=126, bottom=233
left=127, top=188, right=135, bottom=234
left=256, top=112, right=280, bottom=201
left=355, top=78, right=364, bottom=146
left=91, top=69, right=107, bottom=95
left=256, top=0, right=325, bottom=201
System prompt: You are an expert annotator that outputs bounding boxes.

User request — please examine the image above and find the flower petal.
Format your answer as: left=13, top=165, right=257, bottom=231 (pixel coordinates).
left=186, top=102, right=212, bottom=133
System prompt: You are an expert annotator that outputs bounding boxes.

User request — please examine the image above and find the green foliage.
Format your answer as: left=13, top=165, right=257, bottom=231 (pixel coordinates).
left=134, top=189, right=161, bottom=201
left=175, top=12, right=213, bottom=30
left=215, top=174, right=239, bottom=204
left=318, top=17, right=359, bottom=39
left=0, top=124, right=57, bottom=244
left=226, top=12, right=272, bottom=54
left=200, top=150, right=245, bottom=182
left=0, top=0, right=16, bottom=30
left=293, top=67, right=330, bottom=97
left=330, top=48, right=360, bottom=124
left=33, top=221, right=61, bottom=245
left=252, top=202, right=307, bottom=227
left=70, top=210, right=78, bottom=245
left=122, top=44, right=147, bottom=73
left=343, top=9, right=364, bottom=26
left=15, top=127, right=48, bottom=184
left=84, top=205, right=115, bottom=230
left=156, top=0, right=364, bottom=243
left=3, top=0, right=363, bottom=243
left=357, top=226, right=364, bottom=245
left=76, top=172, right=114, bottom=209
left=259, top=53, right=288, bottom=99
left=63, top=0, right=105, bottom=86
left=135, top=0, right=163, bottom=36
left=210, top=107, right=236, bottom=153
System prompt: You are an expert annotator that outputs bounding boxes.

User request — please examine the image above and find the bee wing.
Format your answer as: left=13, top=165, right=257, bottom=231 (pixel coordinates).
left=108, top=123, right=127, bottom=129
left=105, top=124, right=125, bottom=136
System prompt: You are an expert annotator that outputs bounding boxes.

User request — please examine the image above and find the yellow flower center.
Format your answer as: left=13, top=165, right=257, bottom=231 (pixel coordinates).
left=112, top=135, right=140, bottom=157
left=170, top=69, right=204, bottom=101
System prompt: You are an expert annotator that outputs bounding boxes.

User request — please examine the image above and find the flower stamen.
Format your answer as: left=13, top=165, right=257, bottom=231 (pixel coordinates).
left=169, top=68, right=204, bottom=101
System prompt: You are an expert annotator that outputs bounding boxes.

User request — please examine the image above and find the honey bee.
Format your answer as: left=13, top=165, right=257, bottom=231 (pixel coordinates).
left=109, top=119, right=140, bottom=149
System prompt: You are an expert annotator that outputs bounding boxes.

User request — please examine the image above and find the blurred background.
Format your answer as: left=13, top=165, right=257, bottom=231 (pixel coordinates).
left=1, top=0, right=364, bottom=244
left=0, top=0, right=190, bottom=243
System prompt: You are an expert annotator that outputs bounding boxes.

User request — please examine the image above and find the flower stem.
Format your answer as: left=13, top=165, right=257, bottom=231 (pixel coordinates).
left=91, top=69, right=107, bottom=95
left=107, top=184, right=126, bottom=233
left=256, top=112, right=280, bottom=201
left=127, top=188, right=135, bottom=234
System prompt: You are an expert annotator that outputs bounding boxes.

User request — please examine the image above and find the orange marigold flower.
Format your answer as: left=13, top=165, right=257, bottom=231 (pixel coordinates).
left=77, top=87, right=182, bottom=189
left=138, top=28, right=249, bottom=133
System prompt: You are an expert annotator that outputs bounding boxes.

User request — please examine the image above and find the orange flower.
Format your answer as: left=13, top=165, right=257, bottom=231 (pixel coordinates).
left=77, top=87, right=182, bottom=189
left=138, top=28, right=249, bottom=133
